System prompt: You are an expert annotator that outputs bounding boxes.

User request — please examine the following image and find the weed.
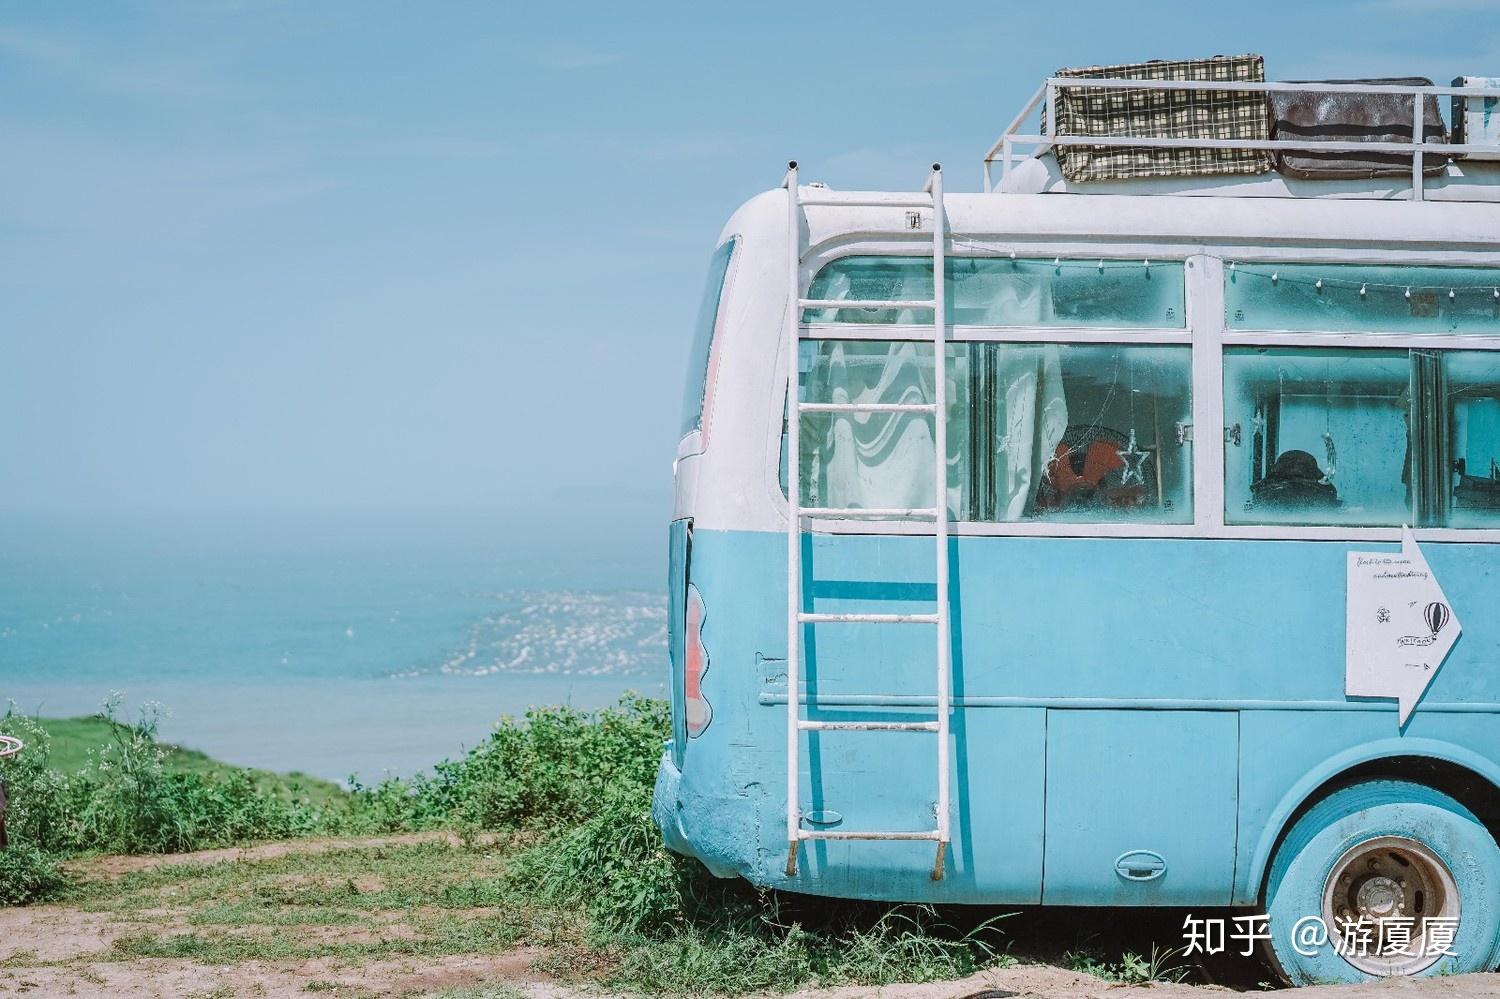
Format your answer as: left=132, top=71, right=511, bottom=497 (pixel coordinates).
left=1065, top=942, right=1188, bottom=984
left=433, top=987, right=527, bottom=999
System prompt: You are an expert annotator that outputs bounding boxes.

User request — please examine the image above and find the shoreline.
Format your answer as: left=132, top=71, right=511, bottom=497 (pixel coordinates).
left=6, top=672, right=665, bottom=782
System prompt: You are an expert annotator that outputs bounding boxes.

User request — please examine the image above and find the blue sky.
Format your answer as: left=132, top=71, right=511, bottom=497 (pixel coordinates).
left=3, top=1, right=1495, bottom=548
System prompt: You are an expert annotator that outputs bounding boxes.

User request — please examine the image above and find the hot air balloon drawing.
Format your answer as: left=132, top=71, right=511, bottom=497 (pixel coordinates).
left=1425, top=601, right=1451, bottom=636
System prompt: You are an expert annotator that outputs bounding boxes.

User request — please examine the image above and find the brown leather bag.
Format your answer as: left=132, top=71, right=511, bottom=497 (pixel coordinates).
left=1270, top=77, right=1448, bottom=179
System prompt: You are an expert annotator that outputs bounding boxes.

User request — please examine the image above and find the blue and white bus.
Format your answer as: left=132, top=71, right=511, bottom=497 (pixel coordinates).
left=653, top=69, right=1500, bottom=985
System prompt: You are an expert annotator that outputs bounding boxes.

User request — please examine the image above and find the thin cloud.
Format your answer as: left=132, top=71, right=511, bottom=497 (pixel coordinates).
left=1355, top=0, right=1499, bottom=10
left=0, top=25, right=247, bottom=103
left=531, top=43, right=624, bottom=70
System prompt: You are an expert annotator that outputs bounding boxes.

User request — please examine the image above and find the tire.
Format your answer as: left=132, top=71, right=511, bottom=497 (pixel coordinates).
left=1262, top=779, right=1500, bottom=985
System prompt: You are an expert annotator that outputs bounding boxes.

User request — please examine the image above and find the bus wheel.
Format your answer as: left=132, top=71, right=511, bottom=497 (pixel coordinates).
left=1262, top=779, right=1500, bottom=985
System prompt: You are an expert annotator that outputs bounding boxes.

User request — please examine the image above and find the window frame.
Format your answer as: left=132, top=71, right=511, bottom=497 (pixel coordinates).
left=789, top=240, right=1500, bottom=544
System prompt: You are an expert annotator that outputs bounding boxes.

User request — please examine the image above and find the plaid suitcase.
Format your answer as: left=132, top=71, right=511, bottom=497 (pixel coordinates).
left=1270, top=77, right=1448, bottom=179
left=1045, top=54, right=1273, bottom=183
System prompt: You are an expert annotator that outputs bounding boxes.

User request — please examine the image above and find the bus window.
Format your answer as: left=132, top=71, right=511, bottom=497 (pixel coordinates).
left=1445, top=351, right=1500, bottom=527
left=803, top=256, right=1184, bottom=328
left=793, top=341, right=1192, bottom=524
left=797, top=340, right=972, bottom=518
left=1224, top=348, right=1413, bottom=526
left=1227, top=263, right=1500, bottom=335
left=1024, top=344, right=1192, bottom=523
left=679, top=239, right=737, bottom=438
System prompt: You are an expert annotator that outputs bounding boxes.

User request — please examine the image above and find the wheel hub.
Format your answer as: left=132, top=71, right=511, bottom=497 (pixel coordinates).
left=1322, top=835, right=1459, bottom=977
left=1353, top=874, right=1404, bottom=919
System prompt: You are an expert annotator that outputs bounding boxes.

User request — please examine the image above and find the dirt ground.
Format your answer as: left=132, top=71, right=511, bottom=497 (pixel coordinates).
left=5, top=839, right=1500, bottom=999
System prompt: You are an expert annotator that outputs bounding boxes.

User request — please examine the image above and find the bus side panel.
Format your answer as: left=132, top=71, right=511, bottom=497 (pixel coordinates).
left=662, top=528, right=1500, bottom=905
left=1043, top=709, right=1238, bottom=905
left=678, top=527, right=1048, bottom=903
left=1235, top=710, right=1500, bottom=905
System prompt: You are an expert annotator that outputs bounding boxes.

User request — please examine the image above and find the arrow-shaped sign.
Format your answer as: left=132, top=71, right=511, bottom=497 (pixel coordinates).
left=1347, top=527, right=1461, bottom=726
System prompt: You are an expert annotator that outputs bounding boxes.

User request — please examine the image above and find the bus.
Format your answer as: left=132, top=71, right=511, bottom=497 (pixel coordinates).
left=652, top=67, right=1500, bottom=985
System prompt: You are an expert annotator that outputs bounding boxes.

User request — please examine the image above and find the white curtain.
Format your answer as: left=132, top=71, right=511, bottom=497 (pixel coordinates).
left=807, top=341, right=948, bottom=511
left=994, top=345, right=1069, bottom=520
left=802, top=342, right=1067, bottom=520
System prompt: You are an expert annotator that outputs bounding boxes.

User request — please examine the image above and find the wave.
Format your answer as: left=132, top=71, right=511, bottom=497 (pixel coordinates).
left=402, top=590, right=666, bottom=678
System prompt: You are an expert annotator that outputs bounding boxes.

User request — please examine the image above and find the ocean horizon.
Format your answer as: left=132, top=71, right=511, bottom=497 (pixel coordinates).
left=1, top=512, right=667, bottom=781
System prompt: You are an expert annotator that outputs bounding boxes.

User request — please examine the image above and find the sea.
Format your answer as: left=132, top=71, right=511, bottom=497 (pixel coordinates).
left=0, top=514, right=667, bottom=782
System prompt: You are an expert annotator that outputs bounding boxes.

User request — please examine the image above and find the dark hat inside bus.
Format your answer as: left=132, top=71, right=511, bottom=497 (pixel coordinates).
left=1268, top=449, right=1325, bottom=482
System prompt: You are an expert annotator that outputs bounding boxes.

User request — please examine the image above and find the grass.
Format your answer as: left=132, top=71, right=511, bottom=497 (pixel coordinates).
left=0, top=694, right=1047, bottom=995
left=39, top=715, right=347, bottom=810
left=1063, top=942, right=1189, bottom=985
left=48, top=837, right=1013, bottom=995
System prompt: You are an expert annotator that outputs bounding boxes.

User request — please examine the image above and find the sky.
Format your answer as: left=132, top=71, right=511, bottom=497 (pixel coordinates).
left=3, top=1, right=1496, bottom=556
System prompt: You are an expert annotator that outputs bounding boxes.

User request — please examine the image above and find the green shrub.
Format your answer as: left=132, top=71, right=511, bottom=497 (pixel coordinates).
left=508, top=785, right=690, bottom=934
left=407, top=694, right=668, bottom=831
left=0, top=842, right=68, bottom=906
left=2, top=701, right=324, bottom=860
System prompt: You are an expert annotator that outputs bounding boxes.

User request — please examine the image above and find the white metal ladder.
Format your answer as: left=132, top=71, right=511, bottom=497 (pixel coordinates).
left=781, top=161, right=952, bottom=881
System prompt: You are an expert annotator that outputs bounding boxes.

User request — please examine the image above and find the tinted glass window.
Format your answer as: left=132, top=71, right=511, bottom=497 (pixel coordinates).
left=1442, top=351, right=1500, bottom=528
left=793, top=341, right=1192, bottom=524
left=1224, top=348, right=1413, bottom=526
left=680, top=240, right=736, bottom=437
left=803, top=256, right=1184, bottom=328
left=1227, top=263, right=1500, bottom=334
left=797, top=340, right=970, bottom=519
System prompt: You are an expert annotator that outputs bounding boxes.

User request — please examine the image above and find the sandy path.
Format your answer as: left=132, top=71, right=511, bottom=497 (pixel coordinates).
left=788, top=967, right=1500, bottom=999
left=4, top=954, right=1500, bottom=999
left=6, top=837, right=1500, bottom=998
left=66, top=830, right=486, bottom=879
left=0, top=950, right=558, bottom=998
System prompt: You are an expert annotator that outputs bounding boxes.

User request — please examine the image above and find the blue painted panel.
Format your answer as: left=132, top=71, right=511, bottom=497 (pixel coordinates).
left=655, top=527, right=1500, bottom=906
left=1236, top=710, right=1500, bottom=904
left=1043, top=710, right=1238, bottom=905
left=786, top=709, right=1046, bottom=902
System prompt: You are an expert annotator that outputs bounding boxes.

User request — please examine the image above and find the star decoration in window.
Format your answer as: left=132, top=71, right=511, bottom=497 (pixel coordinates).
left=1117, top=429, right=1152, bottom=487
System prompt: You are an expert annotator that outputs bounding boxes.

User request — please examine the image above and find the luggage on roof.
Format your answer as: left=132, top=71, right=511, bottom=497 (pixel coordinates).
left=1044, top=53, right=1273, bottom=183
left=1451, top=76, right=1500, bottom=161
left=1270, top=77, right=1448, bottom=179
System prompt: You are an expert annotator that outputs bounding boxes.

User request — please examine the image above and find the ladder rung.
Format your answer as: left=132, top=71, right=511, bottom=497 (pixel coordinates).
left=798, top=720, right=939, bottom=732
left=799, top=298, right=936, bottom=311
left=798, top=196, right=932, bottom=208
left=799, top=507, right=937, bottom=520
left=797, top=612, right=939, bottom=624
left=799, top=829, right=942, bottom=842
left=798, top=402, right=937, bottom=414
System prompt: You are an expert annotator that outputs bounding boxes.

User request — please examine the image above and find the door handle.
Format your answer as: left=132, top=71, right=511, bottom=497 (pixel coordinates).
left=1115, top=849, right=1167, bottom=882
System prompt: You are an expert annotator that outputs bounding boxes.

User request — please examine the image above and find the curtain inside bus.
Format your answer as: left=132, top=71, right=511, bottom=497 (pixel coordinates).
left=795, top=342, right=1193, bottom=523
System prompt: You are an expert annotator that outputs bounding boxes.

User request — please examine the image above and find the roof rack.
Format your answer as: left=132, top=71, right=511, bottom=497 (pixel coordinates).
left=984, top=77, right=1500, bottom=201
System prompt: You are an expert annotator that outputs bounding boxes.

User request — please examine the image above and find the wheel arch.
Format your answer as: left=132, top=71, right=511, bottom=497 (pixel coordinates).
left=1246, top=737, right=1500, bottom=906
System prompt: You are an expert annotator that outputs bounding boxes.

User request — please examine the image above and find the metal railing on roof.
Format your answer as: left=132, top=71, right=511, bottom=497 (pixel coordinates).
left=983, top=77, right=1500, bottom=201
